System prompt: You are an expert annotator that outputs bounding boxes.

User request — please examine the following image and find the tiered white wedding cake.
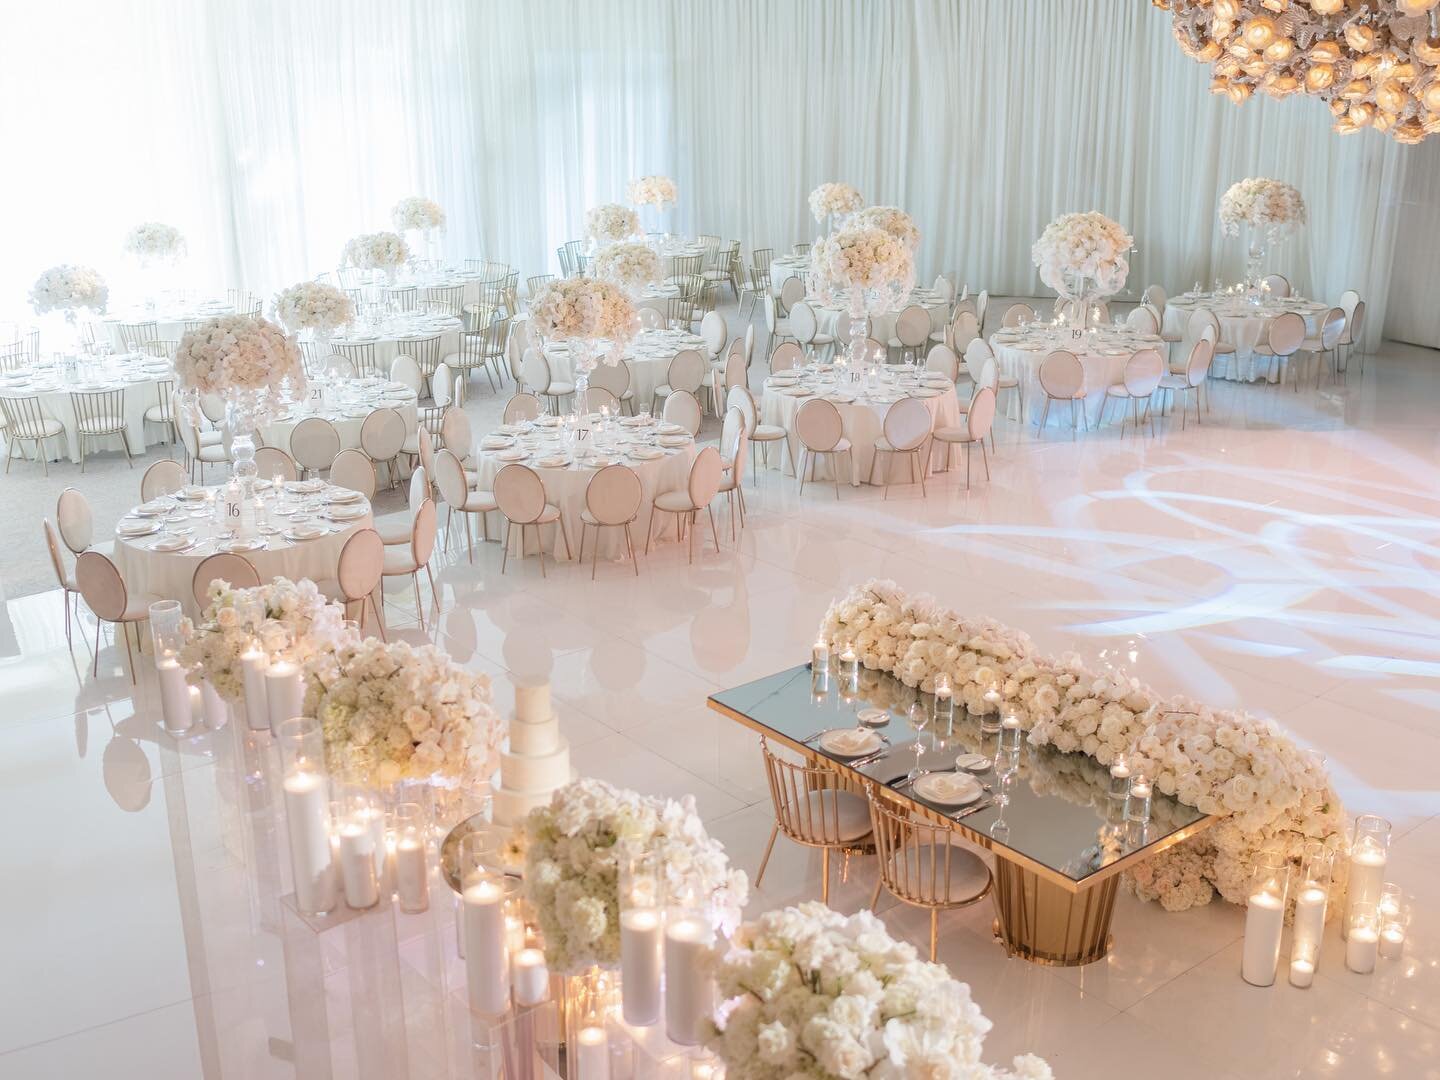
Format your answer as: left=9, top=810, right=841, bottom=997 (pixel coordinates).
left=492, top=681, right=572, bottom=827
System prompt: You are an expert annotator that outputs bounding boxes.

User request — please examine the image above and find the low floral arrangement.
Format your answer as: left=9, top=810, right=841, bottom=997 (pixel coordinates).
left=303, top=637, right=502, bottom=785
left=818, top=580, right=1346, bottom=911
left=1030, top=211, right=1132, bottom=301
left=850, top=206, right=921, bottom=253
left=528, top=277, right=636, bottom=367
left=590, top=241, right=661, bottom=293
left=122, top=221, right=186, bottom=264
left=708, top=902, right=1051, bottom=1080
left=29, top=265, right=109, bottom=316
left=586, top=203, right=641, bottom=246
left=342, top=231, right=410, bottom=270
left=523, top=778, right=748, bottom=974
left=273, top=280, right=355, bottom=336
left=808, top=226, right=916, bottom=308
left=1218, top=178, right=1307, bottom=237
left=391, top=195, right=446, bottom=232
left=173, top=313, right=305, bottom=395
left=629, top=175, right=678, bottom=208
left=809, top=182, right=865, bottom=225
left=181, top=578, right=356, bottom=704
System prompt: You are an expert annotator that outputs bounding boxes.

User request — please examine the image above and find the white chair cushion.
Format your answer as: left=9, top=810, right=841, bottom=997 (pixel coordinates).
left=463, top=491, right=498, bottom=512
left=143, top=405, right=170, bottom=422
left=199, top=431, right=223, bottom=446
left=376, top=518, right=413, bottom=545
left=401, top=433, right=420, bottom=454
left=197, top=445, right=228, bottom=462
left=803, top=790, right=871, bottom=842
left=547, top=381, right=575, bottom=395
left=383, top=548, right=420, bottom=574
left=1106, top=383, right=1135, bottom=397
left=753, top=424, right=786, bottom=440
left=1157, top=374, right=1188, bottom=389
left=886, top=839, right=990, bottom=900
left=653, top=490, right=696, bottom=512
left=1160, top=331, right=1183, bottom=343
left=77, top=415, right=125, bottom=434
left=932, top=426, right=969, bottom=442
left=831, top=437, right=851, bottom=453
left=810, top=334, right=835, bottom=345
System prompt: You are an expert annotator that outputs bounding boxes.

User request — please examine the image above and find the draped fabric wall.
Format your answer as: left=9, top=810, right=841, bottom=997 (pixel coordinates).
left=0, top=0, right=1427, bottom=348
left=1382, top=139, right=1440, bottom=348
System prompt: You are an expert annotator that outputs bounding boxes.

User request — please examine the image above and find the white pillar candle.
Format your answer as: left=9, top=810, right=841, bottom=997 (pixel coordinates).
left=201, top=680, right=230, bottom=730
left=575, top=1025, right=609, bottom=1080
left=1288, top=958, right=1315, bottom=988
left=282, top=771, right=335, bottom=914
left=367, top=807, right=387, bottom=877
left=511, top=947, right=549, bottom=1007
left=394, top=836, right=429, bottom=913
left=1346, top=926, right=1379, bottom=973
left=1241, top=890, right=1285, bottom=986
left=1291, top=885, right=1327, bottom=960
left=241, top=645, right=270, bottom=731
left=1380, top=927, right=1406, bottom=959
left=620, top=908, right=662, bottom=1026
left=463, top=880, right=510, bottom=1016
left=265, top=659, right=303, bottom=734
left=338, top=824, right=379, bottom=909
left=157, top=656, right=194, bottom=734
left=811, top=640, right=830, bottom=671
left=664, top=916, right=714, bottom=1045
left=1346, top=846, right=1387, bottom=935
left=187, top=685, right=204, bottom=726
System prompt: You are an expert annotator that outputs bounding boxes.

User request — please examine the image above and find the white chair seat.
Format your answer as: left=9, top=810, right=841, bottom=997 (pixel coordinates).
left=196, top=444, right=228, bottom=462
left=461, top=490, right=498, bottom=513
left=441, top=352, right=463, bottom=366
left=1160, top=330, right=1184, bottom=343
left=774, top=318, right=793, bottom=336
left=653, top=489, right=698, bottom=512
left=932, top=426, right=970, bottom=442
left=376, top=518, right=413, bottom=545
left=804, top=790, right=872, bottom=842
left=143, top=405, right=170, bottom=422
left=1157, top=374, right=1188, bottom=390
left=15, top=417, right=65, bottom=439
left=874, top=435, right=924, bottom=452
left=546, top=381, right=575, bottom=396
left=654, top=384, right=674, bottom=397
left=808, top=333, right=835, bottom=346
left=831, top=437, right=852, bottom=453
left=886, top=839, right=990, bottom=898
left=1105, top=382, right=1140, bottom=397
left=753, top=424, right=787, bottom=441
left=77, top=415, right=125, bottom=434
left=928, top=330, right=947, bottom=343
left=581, top=506, right=637, bottom=527
left=997, top=375, right=1019, bottom=388
left=1213, top=340, right=1237, bottom=354
left=383, top=548, right=421, bottom=574
left=199, top=431, right=223, bottom=446
left=1299, top=336, right=1325, bottom=351
left=620, top=389, right=635, bottom=400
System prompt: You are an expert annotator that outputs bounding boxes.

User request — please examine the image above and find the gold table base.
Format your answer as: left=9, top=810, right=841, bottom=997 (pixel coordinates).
left=990, top=860, right=1117, bottom=966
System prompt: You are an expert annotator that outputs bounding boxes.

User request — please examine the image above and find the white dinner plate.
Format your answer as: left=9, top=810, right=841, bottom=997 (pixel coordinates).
left=286, top=479, right=325, bottom=494
left=535, top=455, right=570, bottom=468
left=627, top=447, right=663, bottom=461
left=657, top=434, right=691, bottom=448
left=911, top=388, right=942, bottom=398
left=327, top=503, right=366, bottom=521
left=177, top=486, right=210, bottom=501
left=656, top=422, right=687, bottom=435
left=325, top=489, right=363, bottom=504
left=117, top=520, right=160, bottom=538
left=285, top=524, right=328, bottom=541
left=219, top=537, right=268, bottom=554
left=857, top=707, right=890, bottom=727
left=954, top=752, right=992, bottom=772
left=150, top=535, right=194, bottom=552
left=496, top=449, right=529, bottom=462
left=481, top=438, right=514, bottom=450
left=912, top=772, right=983, bottom=806
left=819, top=728, right=884, bottom=758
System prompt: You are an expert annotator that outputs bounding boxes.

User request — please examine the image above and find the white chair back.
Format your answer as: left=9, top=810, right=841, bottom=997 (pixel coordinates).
left=1126, top=306, right=1159, bottom=335
left=1038, top=351, right=1084, bottom=399
left=665, top=349, right=706, bottom=394
left=440, top=406, right=472, bottom=453
left=769, top=341, right=803, bottom=374
left=699, top=310, right=727, bottom=356
left=966, top=386, right=997, bottom=442
left=883, top=397, right=931, bottom=451
left=1123, top=349, right=1165, bottom=396
left=789, top=301, right=818, bottom=344
left=504, top=393, right=542, bottom=423
left=662, top=389, right=702, bottom=435
left=1185, top=339, right=1214, bottom=387
left=57, top=488, right=94, bottom=553
left=330, top=448, right=376, bottom=498
left=433, top=449, right=469, bottom=507
left=587, top=360, right=630, bottom=400
left=290, top=417, right=341, bottom=473
left=950, top=309, right=980, bottom=354
left=360, top=407, right=407, bottom=462
left=1319, top=307, right=1346, bottom=350
left=1001, top=303, right=1036, bottom=328
left=140, top=459, right=185, bottom=501
left=585, top=464, right=643, bottom=526
left=1265, top=312, right=1306, bottom=356
left=1143, top=284, right=1167, bottom=313
left=778, top=276, right=805, bottom=312
left=521, top=348, right=553, bottom=394
left=335, top=528, right=384, bottom=602
left=1263, top=274, right=1291, bottom=298
left=924, top=344, right=959, bottom=381
left=494, top=463, right=547, bottom=524
left=686, top=446, right=724, bottom=508
left=190, top=552, right=260, bottom=610
left=76, top=551, right=129, bottom=622
left=432, top=363, right=453, bottom=407
left=962, top=338, right=994, bottom=385
left=795, top=398, right=844, bottom=452
left=727, top=384, right=759, bottom=432
left=255, top=446, right=298, bottom=482
left=894, top=305, right=930, bottom=347
left=390, top=354, right=423, bottom=395
left=585, top=386, right=621, bottom=413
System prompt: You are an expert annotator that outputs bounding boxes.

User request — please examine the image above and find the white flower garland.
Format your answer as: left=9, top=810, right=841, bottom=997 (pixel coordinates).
left=586, top=203, right=641, bottom=246
left=273, top=280, right=355, bottom=336
left=181, top=578, right=357, bottom=704
left=709, top=902, right=1052, bottom=1080
left=590, top=241, right=661, bottom=293
left=173, top=313, right=304, bottom=396
left=342, top=231, right=410, bottom=270
left=391, top=195, right=446, bottom=232
left=629, top=175, right=678, bottom=208
left=302, top=638, right=502, bottom=785
left=528, top=277, right=636, bottom=366
left=122, top=221, right=186, bottom=264
left=1030, top=211, right=1132, bottom=300
left=523, top=778, right=748, bottom=974
left=818, top=580, right=1347, bottom=911
left=850, top=206, right=921, bottom=253
left=1218, top=178, right=1307, bottom=238
left=29, top=265, right=108, bottom=316
left=808, top=182, right=865, bottom=225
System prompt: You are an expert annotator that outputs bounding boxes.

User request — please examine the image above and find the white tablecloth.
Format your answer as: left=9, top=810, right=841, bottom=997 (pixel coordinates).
left=1162, top=296, right=1327, bottom=383
left=545, top=328, right=707, bottom=406
left=97, top=300, right=234, bottom=350
left=259, top=383, right=418, bottom=455
left=770, top=256, right=809, bottom=296
left=471, top=418, right=698, bottom=559
left=0, top=352, right=175, bottom=462
left=112, top=482, right=373, bottom=618
left=990, top=327, right=1165, bottom=426
left=380, top=269, right=492, bottom=312
left=313, top=313, right=463, bottom=375
left=759, top=373, right=959, bottom=485
left=812, top=289, right=949, bottom=349
left=658, top=242, right=709, bottom=280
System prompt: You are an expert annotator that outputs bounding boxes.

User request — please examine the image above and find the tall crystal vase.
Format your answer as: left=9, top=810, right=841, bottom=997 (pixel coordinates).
left=1245, top=227, right=1268, bottom=291
left=568, top=338, right=596, bottom=417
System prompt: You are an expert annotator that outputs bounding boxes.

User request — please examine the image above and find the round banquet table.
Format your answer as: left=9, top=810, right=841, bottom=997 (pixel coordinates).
left=770, top=255, right=809, bottom=295
left=471, top=416, right=698, bottom=560
left=97, top=299, right=235, bottom=349
left=989, top=326, right=1166, bottom=427
left=656, top=240, right=709, bottom=279
left=313, top=312, right=462, bottom=375
left=1162, top=294, right=1328, bottom=384
left=258, top=380, right=418, bottom=455
left=0, top=351, right=175, bottom=462
left=636, top=282, right=681, bottom=319
left=759, top=369, right=960, bottom=485
left=810, top=287, right=949, bottom=348
left=112, top=481, right=374, bottom=618
left=380, top=268, right=491, bottom=312
left=544, top=328, right=707, bottom=406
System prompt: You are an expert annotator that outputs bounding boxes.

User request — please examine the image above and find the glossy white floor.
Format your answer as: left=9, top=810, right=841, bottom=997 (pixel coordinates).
left=2, top=337, right=1438, bottom=1079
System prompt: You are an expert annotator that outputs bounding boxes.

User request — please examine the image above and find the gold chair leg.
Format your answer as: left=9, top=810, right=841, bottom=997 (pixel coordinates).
left=821, top=847, right=831, bottom=904
left=755, top=822, right=779, bottom=887
left=870, top=877, right=883, bottom=911
left=930, top=908, right=939, bottom=962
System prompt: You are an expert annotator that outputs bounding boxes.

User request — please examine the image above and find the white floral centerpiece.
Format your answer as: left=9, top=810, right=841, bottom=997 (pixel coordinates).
left=628, top=175, right=678, bottom=209
left=342, top=231, right=411, bottom=272
left=173, top=313, right=304, bottom=396
left=586, top=203, right=641, bottom=248
left=29, top=265, right=109, bottom=318
left=590, top=241, right=661, bottom=295
left=523, top=778, right=748, bottom=974
left=850, top=206, right=921, bottom=253
left=1030, top=211, right=1132, bottom=320
left=808, top=182, right=865, bottom=228
left=122, top=222, right=186, bottom=265
left=181, top=578, right=356, bottom=704
left=808, top=226, right=916, bottom=364
left=391, top=195, right=446, bottom=233
left=1218, top=178, right=1306, bottom=237
left=708, top=902, right=1052, bottom=1080
left=273, top=280, right=355, bottom=337
left=302, top=637, right=502, bottom=785
left=527, top=276, right=637, bottom=392
left=817, top=580, right=1347, bottom=912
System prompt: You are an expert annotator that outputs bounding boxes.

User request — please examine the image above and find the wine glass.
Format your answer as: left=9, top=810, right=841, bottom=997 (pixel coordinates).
left=905, top=696, right=930, bottom=782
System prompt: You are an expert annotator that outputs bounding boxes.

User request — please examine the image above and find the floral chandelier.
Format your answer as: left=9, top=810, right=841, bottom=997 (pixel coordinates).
left=1155, top=0, right=1440, bottom=143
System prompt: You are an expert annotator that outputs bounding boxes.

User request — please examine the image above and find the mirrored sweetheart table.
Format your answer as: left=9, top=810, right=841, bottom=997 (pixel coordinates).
left=709, top=664, right=1217, bottom=966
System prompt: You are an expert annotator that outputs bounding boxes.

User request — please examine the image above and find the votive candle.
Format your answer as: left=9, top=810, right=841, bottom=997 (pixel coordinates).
left=511, top=947, right=549, bottom=1007
left=240, top=643, right=270, bottom=731
left=575, top=1025, right=609, bottom=1080
left=394, top=835, right=429, bottom=913
left=156, top=655, right=194, bottom=734
left=338, top=823, right=379, bottom=909
left=1347, top=919, right=1379, bottom=974
left=812, top=638, right=830, bottom=673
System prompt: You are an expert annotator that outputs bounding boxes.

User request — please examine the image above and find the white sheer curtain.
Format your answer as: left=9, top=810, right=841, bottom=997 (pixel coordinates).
left=1382, top=139, right=1440, bottom=348
left=0, top=0, right=1427, bottom=348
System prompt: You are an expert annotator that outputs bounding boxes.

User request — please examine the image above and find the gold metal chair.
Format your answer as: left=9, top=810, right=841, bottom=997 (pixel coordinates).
left=119, top=321, right=160, bottom=350
left=144, top=379, right=177, bottom=446
left=665, top=298, right=695, bottom=331
left=868, top=789, right=993, bottom=961
left=336, top=340, right=380, bottom=378
left=1, top=396, right=62, bottom=474
left=139, top=339, right=177, bottom=361
left=423, top=283, right=466, bottom=315
left=71, top=389, right=134, bottom=471
left=667, top=253, right=703, bottom=284
left=756, top=737, right=874, bottom=904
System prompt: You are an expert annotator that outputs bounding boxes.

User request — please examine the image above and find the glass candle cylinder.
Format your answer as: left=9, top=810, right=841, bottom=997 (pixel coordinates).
left=240, top=637, right=270, bottom=732
left=511, top=946, right=549, bottom=1007
left=1290, top=844, right=1332, bottom=982
left=932, top=674, right=955, bottom=729
left=811, top=637, right=831, bottom=674
left=1125, top=775, right=1153, bottom=825
left=1346, top=814, right=1391, bottom=937
left=664, top=905, right=715, bottom=1046
left=1378, top=884, right=1407, bottom=959
left=838, top=643, right=859, bottom=694
left=336, top=784, right=380, bottom=909
left=277, top=717, right=336, bottom=914
left=980, top=685, right=1002, bottom=735
left=264, top=656, right=304, bottom=735
left=1108, top=753, right=1132, bottom=800
left=461, top=834, right=512, bottom=1017
left=149, top=600, right=194, bottom=735
left=1241, top=851, right=1290, bottom=986
left=1346, top=902, right=1380, bottom=974
left=391, top=802, right=430, bottom=914
left=620, top=852, right=662, bottom=1026
left=811, top=663, right=830, bottom=702
left=999, top=714, right=1023, bottom=753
